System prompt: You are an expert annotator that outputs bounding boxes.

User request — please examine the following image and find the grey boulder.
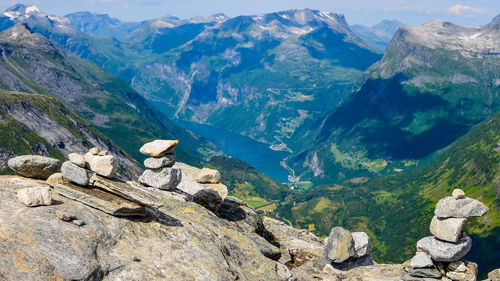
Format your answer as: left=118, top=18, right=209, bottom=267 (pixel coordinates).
left=410, top=252, right=434, bottom=268
left=324, top=227, right=355, bottom=264
left=8, top=155, right=60, bottom=179
left=138, top=167, right=181, bottom=190
left=435, top=196, right=489, bottom=218
left=416, top=236, right=472, bottom=262
left=144, top=154, right=176, bottom=169
left=61, top=161, right=89, bottom=186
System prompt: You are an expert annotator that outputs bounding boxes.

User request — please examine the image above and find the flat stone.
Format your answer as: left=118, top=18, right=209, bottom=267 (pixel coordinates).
left=324, top=227, right=355, bottom=264
left=138, top=168, right=182, bottom=190
left=140, top=140, right=179, bottom=157
left=410, top=252, right=434, bottom=268
left=61, top=161, right=89, bottom=186
left=416, top=236, right=472, bottom=262
left=84, top=153, right=118, bottom=178
left=56, top=210, right=77, bottom=222
left=196, top=168, right=221, bottom=184
left=452, top=189, right=466, bottom=199
left=8, top=155, right=60, bottom=179
left=408, top=268, right=442, bottom=279
left=429, top=216, right=467, bottom=243
left=46, top=172, right=68, bottom=187
left=435, top=196, right=489, bottom=218
left=89, top=147, right=100, bottom=155
left=17, top=186, right=52, bottom=207
left=202, top=183, right=228, bottom=200
left=144, top=154, right=176, bottom=169
left=98, top=150, right=109, bottom=156
left=68, top=153, right=85, bottom=168
left=54, top=183, right=146, bottom=217
left=91, top=174, right=164, bottom=208
left=352, top=232, right=371, bottom=258
left=446, top=260, right=477, bottom=281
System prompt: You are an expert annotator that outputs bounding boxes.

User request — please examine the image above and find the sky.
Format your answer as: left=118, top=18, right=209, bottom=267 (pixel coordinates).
left=0, top=0, right=499, bottom=26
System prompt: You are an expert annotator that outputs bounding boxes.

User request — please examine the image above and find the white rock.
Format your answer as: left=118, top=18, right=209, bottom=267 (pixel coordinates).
left=85, top=153, right=118, bottom=178
left=89, top=147, right=100, bottom=155
left=98, top=150, right=109, bottom=156
left=352, top=232, right=371, bottom=258
left=196, top=168, right=221, bottom=184
left=452, top=189, right=466, bottom=199
left=68, top=153, right=85, bottom=168
left=17, top=186, right=52, bottom=207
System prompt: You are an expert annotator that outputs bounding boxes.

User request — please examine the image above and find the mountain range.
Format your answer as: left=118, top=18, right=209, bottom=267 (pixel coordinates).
left=0, top=22, right=219, bottom=168
left=0, top=3, right=499, bottom=275
left=287, top=14, right=500, bottom=184
left=0, top=5, right=382, bottom=155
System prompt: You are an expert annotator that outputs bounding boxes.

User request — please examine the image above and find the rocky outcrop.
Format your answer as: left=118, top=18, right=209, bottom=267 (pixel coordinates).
left=0, top=174, right=300, bottom=281
left=1, top=148, right=491, bottom=281
left=7, top=155, right=60, bottom=179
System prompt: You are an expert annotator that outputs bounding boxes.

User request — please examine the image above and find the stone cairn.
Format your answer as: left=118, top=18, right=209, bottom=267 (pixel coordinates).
left=137, top=139, right=182, bottom=190
left=7, top=140, right=228, bottom=221
left=407, top=188, right=489, bottom=281
left=323, top=226, right=374, bottom=272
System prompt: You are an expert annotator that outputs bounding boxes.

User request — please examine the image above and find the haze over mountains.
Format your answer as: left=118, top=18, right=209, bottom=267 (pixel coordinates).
left=0, top=3, right=499, bottom=276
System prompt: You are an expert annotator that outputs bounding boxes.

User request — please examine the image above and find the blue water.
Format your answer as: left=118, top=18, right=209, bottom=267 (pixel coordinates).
left=175, top=120, right=291, bottom=183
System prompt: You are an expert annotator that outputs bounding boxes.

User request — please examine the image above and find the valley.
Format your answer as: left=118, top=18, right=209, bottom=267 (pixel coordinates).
left=0, top=3, right=499, bottom=279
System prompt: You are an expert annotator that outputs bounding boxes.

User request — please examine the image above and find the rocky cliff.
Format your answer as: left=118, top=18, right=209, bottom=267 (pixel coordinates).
left=1, top=144, right=498, bottom=280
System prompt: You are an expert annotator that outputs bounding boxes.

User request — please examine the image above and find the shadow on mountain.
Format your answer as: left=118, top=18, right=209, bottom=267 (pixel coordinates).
left=466, top=227, right=500, bottom=279
left=301, top=26, right=382, bottom=70
left=318, top=73, right=476, bottom=160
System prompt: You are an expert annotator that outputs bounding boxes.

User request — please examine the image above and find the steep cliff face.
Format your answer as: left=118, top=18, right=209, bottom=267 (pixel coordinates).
left=0, top=90, right=142, bottom=178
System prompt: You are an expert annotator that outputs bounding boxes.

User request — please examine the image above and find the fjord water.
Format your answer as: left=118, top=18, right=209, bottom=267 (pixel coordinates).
left=175, top=120, right=290, bottom=183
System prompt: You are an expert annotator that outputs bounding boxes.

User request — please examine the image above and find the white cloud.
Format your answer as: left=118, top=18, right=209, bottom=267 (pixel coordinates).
left=448, top=4, right=485, bottom=15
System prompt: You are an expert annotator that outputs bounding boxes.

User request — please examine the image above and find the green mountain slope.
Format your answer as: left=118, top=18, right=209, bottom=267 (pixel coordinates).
left=0, top=90, right=143, bottom=178
left=0, top=23, right=219, bottom=167
left=276, top=110, right=500, bottom=277
left=288, top=16, right=500, bottom=184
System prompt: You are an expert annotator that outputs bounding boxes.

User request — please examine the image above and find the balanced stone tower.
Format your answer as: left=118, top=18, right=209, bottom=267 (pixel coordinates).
left=138, top=140, right=182, bottom=190
left=408, top=188, right=489, bottom=280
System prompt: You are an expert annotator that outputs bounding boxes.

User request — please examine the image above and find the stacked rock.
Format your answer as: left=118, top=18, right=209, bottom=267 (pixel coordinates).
left=323, top=226, right=374, bottom=271
left=408, top=188, right=488, bottom=280
left=138, top=140, right=182, bottom=190
left=59, top=147, right=118, bottom=187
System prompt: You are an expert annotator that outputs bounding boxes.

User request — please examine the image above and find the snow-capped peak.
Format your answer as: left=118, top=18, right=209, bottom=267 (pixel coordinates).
left=2, top=4, right=42, bottom=20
